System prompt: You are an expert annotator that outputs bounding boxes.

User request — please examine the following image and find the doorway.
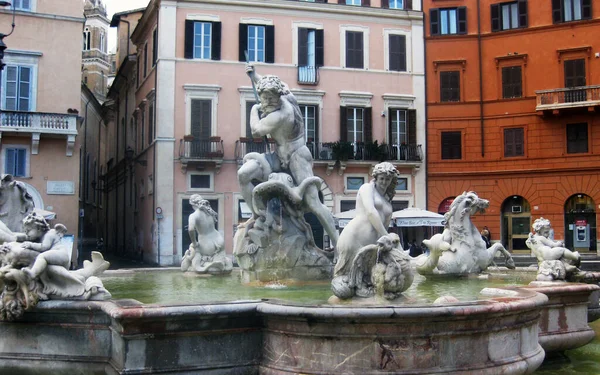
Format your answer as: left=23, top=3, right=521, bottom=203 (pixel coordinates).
left=564, top=194, right=596, bottom=252
left=501, top=196, right=531, bottom=252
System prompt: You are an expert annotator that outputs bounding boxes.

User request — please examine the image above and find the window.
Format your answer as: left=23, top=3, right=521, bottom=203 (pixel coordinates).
left=300, top=104, right=317, bottom=143
left=502, top=66, right=522, bottom=98
left=345, top=0, right=361, bottom=5
left=238, top=24, right=274, bottom=63
left=389, top=34, right=406, bottom=72
left=191, top=99, right=212, bottom=157
left=13, top=0, right=31, bottom=11
left=136, top=55, right=140, bottom=87
left=345, top=31, right=364, bottom=69
left=567, top=123, right=588, bottom=154
left=504, top=128, right=524, bottom=157
left=83, top=28, right=90, bottom=51
left=143, top=43, right=148, bottom=77
left=491, top=1, right=528, bottom=31
left=441, top=131, right=461, bottom=159
left=4, top=65, right=32, bottom=111
left=4, top=148, right=26, bottom=177
left=382, top=0, right=413, bottom=9
left=388, top=108, right=416, bottom=160
left=184, top=20, right=221, bottom=60
left=148, top=102, right=154, bottom=145
left=430, top=7, right=467, bottom=35
left=389, top=108, right=407, bottom=146
left=343, top=107, right=371, bottom=144
left=188, top=172, right=214, bottom=191
left=141, top=109, right=146, bottom=149
left=564, top=59, right=586, bottom=102
left=100, top=32, right=105, bottom=53
left=396, top=178, right=408, bottom=191
left=298, top=28, right=324, bottom=83
left=346, top=175, right=366, bottom=191
left=440, top=71, right=460, bottom=102
left=152, top=28, right=158, bottom=66
left=552, top=0, right=592, bottom=23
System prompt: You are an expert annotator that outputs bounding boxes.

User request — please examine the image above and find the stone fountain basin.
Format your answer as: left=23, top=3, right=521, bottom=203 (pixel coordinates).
left=0, top=269, right=597, bottom=375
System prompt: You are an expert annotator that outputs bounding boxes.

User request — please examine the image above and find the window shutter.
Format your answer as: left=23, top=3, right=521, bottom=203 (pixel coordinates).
left=364, top=107, right=372, bottom=143
left=345, top=32, right=352, bottom=68
left=457, top=7, right=467, bottom=34
left=408, top=109, right=417, bottom=145
left=381, top=0, right=389, bottom=9
left=340, top=106, right=348, bottom=142
left=211, top=22, right=221, bottom=60
left=152, top=28, right=158, bottom=65
left=406, top=0, right=412, bottom=10
left=362, top=0, right=371, bottom=6
left=19, top=67, right=31, bottom=111
left=5, top=149, right=14, bottom=175
left=239, top=24, right=248, bottom=62
left=355, top=32, right=364, bottom=69
left=388, top=108, right=394, bottom=144
left=515, top=128, right=524, bottom=156
left=191, top=100, right=203, bottom=138
left=491, top=4, right=500, bottom=32
left=265, top=25, right=275, bottom=63
left=338, top=0, right=345, bottom=4
left=504, top=129, right=514, bottom=156
left=398, top=35, right=406, bottom=71
left=552, top=0, right=562, bottom=23
left=315, top=29, right=324, bottom=67
left=518, top=0, right=528, bottom=28
left=582, top=0, right=592, bottom=19
left=430, top=9, right=439, bottom=36
left=298, top=28, right=308, bottom=67
left=314, top=106, right=320, bottom=145
left=184, top=20, right=194, bottom=59
left=575, top=59, right=586, bottom=86
left=16, top=149, right=26, bottom=177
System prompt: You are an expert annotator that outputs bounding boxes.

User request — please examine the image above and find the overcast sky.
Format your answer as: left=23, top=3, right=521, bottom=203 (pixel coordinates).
left=102, top=0, right=150, bottom=52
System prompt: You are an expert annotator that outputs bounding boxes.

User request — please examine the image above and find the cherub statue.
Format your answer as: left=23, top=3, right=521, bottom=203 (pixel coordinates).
left=526, top=217, right=582, bottom=281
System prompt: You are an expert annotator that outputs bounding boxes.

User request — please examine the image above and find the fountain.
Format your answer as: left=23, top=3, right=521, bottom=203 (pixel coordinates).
left=0, top=68, right=598, bottom=374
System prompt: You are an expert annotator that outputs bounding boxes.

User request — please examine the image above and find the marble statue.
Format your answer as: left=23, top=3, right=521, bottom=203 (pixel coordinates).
left=0, top=174, right=34, bottom=232
left=331, top=233, right=413, bottom=300
left=334, top=162, right=399, bottom=278
left=415, top=191, right=515, bottom=276
left=526, top=217, right=582, bottom=281
left=0, top=211, right=111, bottom=321
left=233, top=65, right=334, bottom=281
left=181, top=194, right=232, bottom=274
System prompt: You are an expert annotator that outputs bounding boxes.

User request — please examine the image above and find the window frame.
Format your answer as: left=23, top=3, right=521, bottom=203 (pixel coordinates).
left=340, top=25, right=369, bottom=70
left=13, top=0, right=34, bottom=11
left=552, top=0, right=592, bottom=24
left=193, top=21, right=213, bottom=60
left=184, top=84, right=221, bottom=137
left=344, top=173, right=368, bottom=193
left=503, top=127, right=525, bottom=158
left=491, top=0, right=528, bottom=32
left=566, top=123, right=588, bottom=154
left=501, top=65, right=523, bottom=99
left=1, top=53, right=38, bottom=111
left=439, top=70, right=461, bottom=102
left=430, top=7, right=467, bottom=36
left=440, top=131, right=462, bottom=160
left=187, top=171, right=215, bottom=192
left=384, top=29, right=410, bottom=72
left=184, top=17, right=222, bottom=61
left=2, top=145, right=29, bottom=177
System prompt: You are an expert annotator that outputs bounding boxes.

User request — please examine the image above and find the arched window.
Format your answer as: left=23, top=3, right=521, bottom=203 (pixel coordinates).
left=438, top=197, right=455, bottom=214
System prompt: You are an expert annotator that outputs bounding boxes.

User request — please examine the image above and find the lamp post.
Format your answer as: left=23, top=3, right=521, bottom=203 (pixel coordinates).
left=0, top=1, right=16, bottom=111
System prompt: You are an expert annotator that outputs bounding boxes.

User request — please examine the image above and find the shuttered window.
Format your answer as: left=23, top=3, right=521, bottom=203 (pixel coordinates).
left=491, top=0, right=528, bottom=32
left=345, top=31, right=364, bottom=69
left=502, top=66, right=522, bottom=99
left=430, top=7, right=467, bottom=35
left=191, top=100, right=212, bottom=140
left=13, top=0, right=31, bottom=11
left=148, top=102, right=154, bottom=145
left=440, top=71, right=460, bottom=102
left=552, top=0, right=592, bottom=23
left=382, top=0, right=413, bottom=10
left=504, top=128, right=524, bottom=157
left=4, top=65, right=32, bottom=111
left=441, top=131, right=461, bottom=160
left=238, top=24, right=274, bottom=63
left=184, top=21, right=221, bottom=60
left=298, top=28, right=324, bottom=67
left=564, top=59, right=586, bottom=103
left=152, top=28, right=158, bottom=66
left=389, top=34, right=406, bottom=72
left=5, top=148, right=26, bottom=177
left=300, top=105, right=318, bottom=144
left=566, top=123, right=588, bottom=154
left=340, top=106, right=372, bottom=144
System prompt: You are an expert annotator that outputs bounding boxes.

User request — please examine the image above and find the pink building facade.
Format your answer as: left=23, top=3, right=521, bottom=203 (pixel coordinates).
left=107, top=0, right=425, bottom=265
left=0, top=1, right=83, bottom=265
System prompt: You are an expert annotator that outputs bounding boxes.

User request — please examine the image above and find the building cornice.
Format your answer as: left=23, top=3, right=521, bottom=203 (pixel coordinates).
left=0, top=9, right=84, bottom=24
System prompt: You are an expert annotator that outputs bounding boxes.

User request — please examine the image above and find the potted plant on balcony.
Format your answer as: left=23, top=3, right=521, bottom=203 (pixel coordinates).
left=364, top=140, right=388, bottom=162
left=331, top=141, right=353, bottom=162
left=183, top=134, right=195, bottom=142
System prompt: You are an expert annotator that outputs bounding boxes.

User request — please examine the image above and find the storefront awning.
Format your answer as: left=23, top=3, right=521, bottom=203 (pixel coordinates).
left=392, top=208, right=445, bottom=227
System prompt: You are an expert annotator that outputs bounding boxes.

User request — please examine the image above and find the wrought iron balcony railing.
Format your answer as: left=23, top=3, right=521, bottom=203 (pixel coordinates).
left=234, top=137, right=276, bottom=161
left=536, top=85, right=600, bottom=111
left=306, top=141, right=423, bottom=162
left=179, top=136, right=224, bottom=159
left=297, top=66, right=319, bottom=85
left=0, top=110, right=77, bottom=135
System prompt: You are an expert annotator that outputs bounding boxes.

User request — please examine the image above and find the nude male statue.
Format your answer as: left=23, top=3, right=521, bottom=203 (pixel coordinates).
left=237, top=64, right=339, bottom=248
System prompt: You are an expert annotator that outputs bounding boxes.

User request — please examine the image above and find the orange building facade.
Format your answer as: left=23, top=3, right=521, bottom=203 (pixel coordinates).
left=424, top=0, right=600, bottom=253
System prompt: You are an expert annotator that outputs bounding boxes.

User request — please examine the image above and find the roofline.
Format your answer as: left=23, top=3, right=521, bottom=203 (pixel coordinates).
left=110, top=7, right=147, bottom=27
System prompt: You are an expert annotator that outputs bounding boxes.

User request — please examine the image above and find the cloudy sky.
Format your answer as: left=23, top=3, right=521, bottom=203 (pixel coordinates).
left=102, top=0, right=150, bottom=52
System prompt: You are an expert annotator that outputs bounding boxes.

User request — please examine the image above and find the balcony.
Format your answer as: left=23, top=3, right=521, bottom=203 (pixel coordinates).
left=297, top=66, right=319, bottom=85
left=0, top=110, right=78, bottom=155
left=535, top=85, right=600, bottom=113
left=234, top=137, right=277, bottom=163
left=179, top=136, right=224, bottom=173
left=307, top=142, right=422, bottom=162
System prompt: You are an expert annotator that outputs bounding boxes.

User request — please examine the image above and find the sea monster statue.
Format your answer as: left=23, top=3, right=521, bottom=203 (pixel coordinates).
left=0, top=212, right=111, bottom=321
left=414, top=191, right=515, bottom=276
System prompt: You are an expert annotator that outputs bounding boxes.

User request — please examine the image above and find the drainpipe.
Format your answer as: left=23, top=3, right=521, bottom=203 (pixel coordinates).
left=79, top=96, right=92, bottom=267
left=422, top=0, right=428, bottom=210
left=153, top=6, right=159, bottom=264
left=477, top=0, right=485, bottom=157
